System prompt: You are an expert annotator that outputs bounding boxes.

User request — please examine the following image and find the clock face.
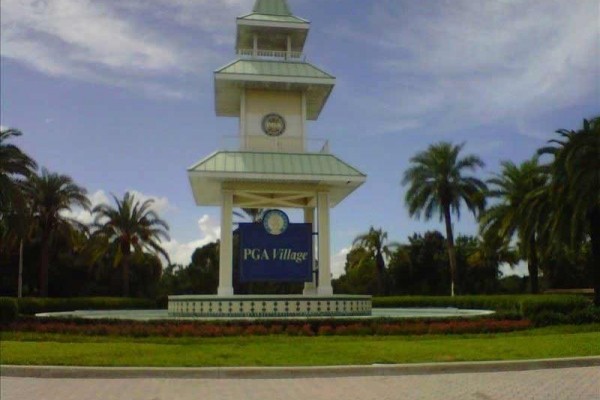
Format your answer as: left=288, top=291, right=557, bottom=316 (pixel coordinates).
left=262, top=113, right=286, bottom=137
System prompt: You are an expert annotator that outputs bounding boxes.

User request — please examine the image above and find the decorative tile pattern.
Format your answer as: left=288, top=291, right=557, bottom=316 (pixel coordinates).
left=168, top=295, right=372, bottom=318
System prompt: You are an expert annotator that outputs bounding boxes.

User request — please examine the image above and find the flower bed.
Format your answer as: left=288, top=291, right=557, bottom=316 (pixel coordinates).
left=4, top=318, right=532, bottom=337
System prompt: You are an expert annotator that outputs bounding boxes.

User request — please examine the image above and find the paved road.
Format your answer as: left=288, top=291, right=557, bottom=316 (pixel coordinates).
left=2, top=366, right=599, bottom=400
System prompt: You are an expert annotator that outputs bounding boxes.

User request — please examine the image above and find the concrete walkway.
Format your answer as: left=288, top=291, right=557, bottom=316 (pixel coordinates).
left=2, top=358, right=600, bottom=400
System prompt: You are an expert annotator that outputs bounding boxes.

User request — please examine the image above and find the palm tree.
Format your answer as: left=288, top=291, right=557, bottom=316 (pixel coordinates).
left=352, top=227, right=398, bottom=295
left=91, top=192, right=170, bottom=297
left=23, top=168, right=90, bottom=296
left=234, top=208, right=265, bottom=223
left=0, top=128, right=37, bottom=297
left=0, top=128, right=37, bottom=212
left=402, top=142, right=487, bottom=296
left=480, top=157, right=548, bottom=293
left=539, top=117, right=600, bottom=305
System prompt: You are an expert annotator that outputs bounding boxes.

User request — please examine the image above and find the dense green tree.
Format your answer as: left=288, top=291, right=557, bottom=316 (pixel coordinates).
left=541, top=242, right=594, bottom=290
left=402, top=142, right=487, bottom=296
left=388, top=231, right=449, bottom=295
left=91, top=192, right=170, bottom=297
left=352, top=227, right=397, bottom=295
left=480, top=157, right=548, bottom=293
left=407, top=231, right=449, bottom=295
left=22, top=169, right=89, bottom=296
left=169, top=241, right=221, bottom=295
left=332, top=247, right=378, bottom=295
left=455, top=235, right=516, bottom=294
left=539, top=117, right=600, bottom=305
left=386, top=245, right=412, bottom=294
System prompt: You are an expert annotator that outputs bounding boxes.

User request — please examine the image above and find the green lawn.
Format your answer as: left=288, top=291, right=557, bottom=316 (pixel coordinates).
left=1, top=325, right=599, bottom=367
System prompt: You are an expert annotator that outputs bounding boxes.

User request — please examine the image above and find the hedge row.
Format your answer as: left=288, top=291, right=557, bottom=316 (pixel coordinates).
left=0, top=298, right=18, bottom=324
left=372, top=295, right=592, bottom=318
left=1, top=295, right=595, bottom=328
left=5, top=297, right=158, bottom=317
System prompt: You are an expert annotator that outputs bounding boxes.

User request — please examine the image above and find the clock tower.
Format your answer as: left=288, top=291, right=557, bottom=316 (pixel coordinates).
left=215, top=0, right=334, bottom=153
left=185, top=0, right=367, bottom=303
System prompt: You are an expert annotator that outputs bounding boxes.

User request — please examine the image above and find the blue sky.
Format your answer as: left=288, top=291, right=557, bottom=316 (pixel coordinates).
left=1, top=0, right=598, bottom=277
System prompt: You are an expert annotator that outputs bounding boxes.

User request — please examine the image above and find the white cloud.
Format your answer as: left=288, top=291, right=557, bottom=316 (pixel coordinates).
left=1, top=0, right=179, bottom=68
left=331, top=247, right=351, bottom=279
left=128, top=190, right=175, bottom=214
left=0, top=0, right=224, bottom=97
left=162, top=214, right=221, bottom=265
left=0, top=125, right=8, bottom=132
left=62, top=189, right=175, bottom=225
left=334, top=0, right=599, bottom=137
left=128, top=0, right=254, bottom=45
left=61, top=190, right=109, bottom=225
left=500, top=261, right=529, bottom=277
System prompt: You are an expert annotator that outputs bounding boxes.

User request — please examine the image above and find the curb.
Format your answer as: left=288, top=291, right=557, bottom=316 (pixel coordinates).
left=2, top=357, right=600, bottom=380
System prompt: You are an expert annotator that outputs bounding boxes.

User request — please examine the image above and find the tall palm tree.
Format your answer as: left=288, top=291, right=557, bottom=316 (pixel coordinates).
left=23, top=168, right=90, bottom=296
left=91, top=192, right=170, bottom=297
left=0, top=128, right=37, bottom=297
left=352, top=227, right=398, bottom=295
left=539, top=117, right=600, bottom=305
left=402, top=142, right=487, bottom=296
left=480, top=157, right=548, bottom=293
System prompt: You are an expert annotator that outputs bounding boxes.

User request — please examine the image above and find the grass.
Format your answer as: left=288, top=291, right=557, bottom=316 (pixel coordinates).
left=1, top=324, right=599, bottom=367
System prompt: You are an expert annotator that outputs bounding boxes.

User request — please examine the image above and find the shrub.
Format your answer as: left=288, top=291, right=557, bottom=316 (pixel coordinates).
left=0, top=298, right=18, bottom=324
left=372, top=295, right=524, bottom=313
left=16, top=297, right=157, bottom=315
left=244, top=325, right=269, bottom=336
left=373, top=295, right=592, bottom=323
left=268, top=325, right=284, bottom=335
left=530, top=311, right=568, bottom=327
left=317, top=325, right=335, bottom=336
left=520, top=296, right=591, bottom=319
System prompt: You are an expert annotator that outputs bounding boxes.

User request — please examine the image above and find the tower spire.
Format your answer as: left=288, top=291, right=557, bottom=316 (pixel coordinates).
left=253, top=0, right=292, bottom=16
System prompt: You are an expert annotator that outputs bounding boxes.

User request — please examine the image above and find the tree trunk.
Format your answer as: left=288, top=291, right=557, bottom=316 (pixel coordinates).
left=18, top=239, right=23, bottom=298
left=528, top=236, right=539, bottom=294
left=375, top=250, right=386, bottom=296
left=590, top=207, right=600, bottom=307
left=443, top=205, right=457, bottom=297
left=121, top=245, right=131, bottom=297
left=39, top=232, right=50, bottom=297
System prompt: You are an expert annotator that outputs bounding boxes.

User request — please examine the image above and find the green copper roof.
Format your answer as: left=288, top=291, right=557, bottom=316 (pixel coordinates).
left=216, top=60, right=334, bottom=80
left=238, top=13, right=307, bottom=24
left=253, top=0, right=292, bottom=16
left=189, top=152, right=365, bottom=178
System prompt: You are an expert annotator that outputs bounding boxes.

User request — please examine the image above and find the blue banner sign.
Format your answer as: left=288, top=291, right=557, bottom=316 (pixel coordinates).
left=238, top=221, right=313, bottom=283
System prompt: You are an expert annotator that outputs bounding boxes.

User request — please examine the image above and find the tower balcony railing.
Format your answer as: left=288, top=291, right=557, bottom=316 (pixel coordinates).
left=237, top=48, right=306, bottom=61
left=221, top=136, right=330, bottom=154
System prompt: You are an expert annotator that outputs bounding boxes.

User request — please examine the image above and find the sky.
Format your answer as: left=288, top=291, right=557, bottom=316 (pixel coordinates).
left=1, top=0, right=599, bottom=278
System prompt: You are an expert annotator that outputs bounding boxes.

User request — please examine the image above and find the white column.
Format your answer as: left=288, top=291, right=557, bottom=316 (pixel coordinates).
left=301, top=92, right=307, bottom=152
left=317, top=192, right=333, bottom=296
left=218, top=190, right=234, bottom=296
left=240, top=90, right=247, bottom=149
left=303, top=207, right=317, bottom=296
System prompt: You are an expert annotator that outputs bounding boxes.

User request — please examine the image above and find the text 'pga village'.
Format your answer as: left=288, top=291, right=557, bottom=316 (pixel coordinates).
left=242, top=248, right=309, bottom=264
